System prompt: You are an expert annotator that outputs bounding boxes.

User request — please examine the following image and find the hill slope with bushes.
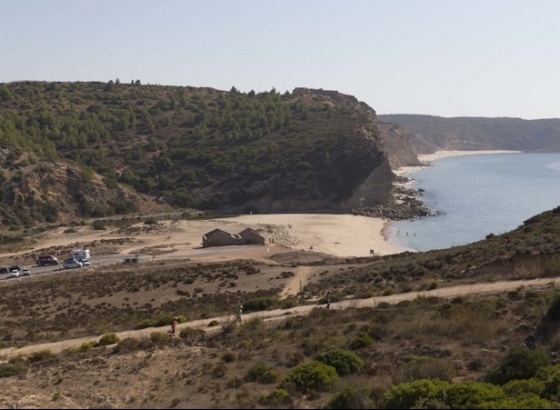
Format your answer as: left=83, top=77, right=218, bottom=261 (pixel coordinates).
left=0, top=81, right=420, bottom=227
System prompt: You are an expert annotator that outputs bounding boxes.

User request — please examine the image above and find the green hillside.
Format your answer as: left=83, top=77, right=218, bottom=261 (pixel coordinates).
left=0, top=82, right=392, bottom=227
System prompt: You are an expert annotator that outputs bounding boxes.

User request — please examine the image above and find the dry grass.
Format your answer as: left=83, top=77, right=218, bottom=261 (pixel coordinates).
left=1, top=209, right=560, bottom=408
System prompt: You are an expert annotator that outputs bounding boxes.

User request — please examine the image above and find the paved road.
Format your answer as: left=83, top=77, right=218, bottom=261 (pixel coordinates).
left=1, top=245, right=271, bottom=282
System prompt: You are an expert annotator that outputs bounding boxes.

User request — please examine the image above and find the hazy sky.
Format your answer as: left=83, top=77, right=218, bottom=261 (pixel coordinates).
left=2, top=0, right=559, bottom=119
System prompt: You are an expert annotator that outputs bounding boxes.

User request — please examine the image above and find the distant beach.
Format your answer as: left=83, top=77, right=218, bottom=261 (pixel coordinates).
left=395, top=150, right=522, bottom=177
left=388, top=150, right=560, bottom=252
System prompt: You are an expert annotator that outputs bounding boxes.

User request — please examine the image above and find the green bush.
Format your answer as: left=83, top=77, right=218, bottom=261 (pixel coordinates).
left=136, top=319, right=155, bottom=329
left=259, top=388, right=293, bottom=407
left=150, top=331, right=171, bottom=345
left=91, top=220, right=107, bottom=230
left=535, top=365, right=560, bottom=401
left=435, top=381, right=507, bottom=408
left=315, top=349, right=363, bottom=376
left=382, top=378, right=450, bottom=409
left=144, top=217, right=158, bottom=225
left=503, top=378, right=545, bottom=399
left=97, top=333, right=120, bottom=346
left=280, top=361, right=339, bottom=393
left=244, top=363, right=281, bottom=384
left=486, top=346, right=551, bottom=385
left=76, top=341, right=96, bottom=353
left=243, top=297, right=278, bottom=312
left=324, top=387, right=372, bottom=409
left=348, top=332, right=373, bottom=350
left=112, top=337, right=147, bottom=354
left=0, top=358, right=28, bottom=378
left=179, top=327, right=205, bottom=342
left=28, top=349, right=57, bottom=363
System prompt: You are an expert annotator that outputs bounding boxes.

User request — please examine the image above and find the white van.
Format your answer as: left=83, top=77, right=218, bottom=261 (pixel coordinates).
left=69, top=249, right=90, bottom=263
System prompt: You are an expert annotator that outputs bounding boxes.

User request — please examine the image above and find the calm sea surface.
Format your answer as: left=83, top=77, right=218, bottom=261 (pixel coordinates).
left=387, top=152, right=560, bottom=252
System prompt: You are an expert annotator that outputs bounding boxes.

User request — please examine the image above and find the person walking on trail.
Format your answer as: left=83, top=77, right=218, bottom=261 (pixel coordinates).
left=326, top=291, right=332, bottom=309
left=170, top=316, right=179, bottom=337
left=236, top=304, right=243, bottom=324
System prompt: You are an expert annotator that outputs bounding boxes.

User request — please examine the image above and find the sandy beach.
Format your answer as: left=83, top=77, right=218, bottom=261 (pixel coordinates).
left=2, top=150, right=524, bottom=264
left=395, top=149, right=522, bottom=177
left=223, top=213, right=405, bottom=258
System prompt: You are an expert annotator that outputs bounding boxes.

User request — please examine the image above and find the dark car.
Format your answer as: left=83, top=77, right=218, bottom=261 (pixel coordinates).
left=0, top=267, right=8, bottom=274
left=9, top=265, right=20, bottom=272
left=36, top=255, right=59, bottom=266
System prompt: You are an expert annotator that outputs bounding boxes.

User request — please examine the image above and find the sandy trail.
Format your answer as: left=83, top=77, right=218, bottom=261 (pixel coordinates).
left=280, top=266, right=314, bottom=299
left=1, top=275, right=558, bottom=361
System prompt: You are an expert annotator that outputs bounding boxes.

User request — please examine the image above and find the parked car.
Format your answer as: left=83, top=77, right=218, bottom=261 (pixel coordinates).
left=9, top=264, right=20, bottom=272
left=62, top=258, right=83, bottom=269
left=8, top=269, right=20, bottom=278
left=36, top=255, right=59, bottom=266
left=22, top=267, right=31, bottom=276
left=0, top=267, right=8, bottom=274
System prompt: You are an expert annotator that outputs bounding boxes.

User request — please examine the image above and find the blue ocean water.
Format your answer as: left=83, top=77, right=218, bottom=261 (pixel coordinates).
left=387, top=152, right=560, bottom=252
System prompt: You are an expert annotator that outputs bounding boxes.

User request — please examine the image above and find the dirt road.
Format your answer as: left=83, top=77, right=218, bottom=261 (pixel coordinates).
left=1, top=275, right=557, bottom=362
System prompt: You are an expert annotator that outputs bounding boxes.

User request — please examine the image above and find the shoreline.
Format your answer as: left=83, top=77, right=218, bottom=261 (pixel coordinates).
left=418, top=149, right=522, bottom=163
left=395, top=149, right=522, bottom=177
left=388, top=149, right=524, bottom=252
left=1, top=150, right=523, bottom=263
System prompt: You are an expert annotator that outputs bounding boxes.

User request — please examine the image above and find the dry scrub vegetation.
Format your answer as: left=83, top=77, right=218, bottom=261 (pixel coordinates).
left=1, top=209, right=560, bottom=408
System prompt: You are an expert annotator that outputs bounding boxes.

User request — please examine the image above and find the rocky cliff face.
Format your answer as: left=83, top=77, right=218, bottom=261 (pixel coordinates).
left=215, top=88, right=418, bottom=216
left=377, top=122, right=422, bottom=169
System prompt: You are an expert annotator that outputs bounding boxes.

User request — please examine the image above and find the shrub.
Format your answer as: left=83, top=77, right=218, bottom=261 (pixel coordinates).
left=534, top=364, right=560, bottom=401
left=485, top=346, right=551, bottom=385
left=97, top=333, right=120, bottom=346
left=400, top=356, right=455, bottom=382
left=280, top=361, right=339, bottom=393
left=503, top=378, right=544, bottom=398
left=324, top=387, right=372, bottom=409
left=348, top=332, right=373, bottom=350
left=76, top=341, right=96, bottom=353
left=136, top=319, right=155, bottom=329
left=382, top=378, right=450, bottom=409
left=243, top=297, right=278, bottom=312
left=150, top=331, right=171, bottom=345
left=259, top=388, right=293, bottom=407
left=544, top=295, right=560, bottom=322
left=179, top=327, right=205, bottom=342
left=28, top=349, right=57, bottom=363
left=91, top=220, right=107, bottom=230
left=144, top=217, right=158, bottom=225
left=315, top=349, right=363, bottom=376
left=0, top=358, right=28, bottom=378
left=435, top=381, right=507, bottom=408
left=244, top=363, right=281, bottom=384
left=112, top=337, right=153, bottom=354
left=222, top=352, right=236, bottom=363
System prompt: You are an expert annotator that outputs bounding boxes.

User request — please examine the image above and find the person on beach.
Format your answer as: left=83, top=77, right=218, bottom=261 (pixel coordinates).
left=325, top=291, right=332, bottom=309
left=170, top=316, right=178, bottom=337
